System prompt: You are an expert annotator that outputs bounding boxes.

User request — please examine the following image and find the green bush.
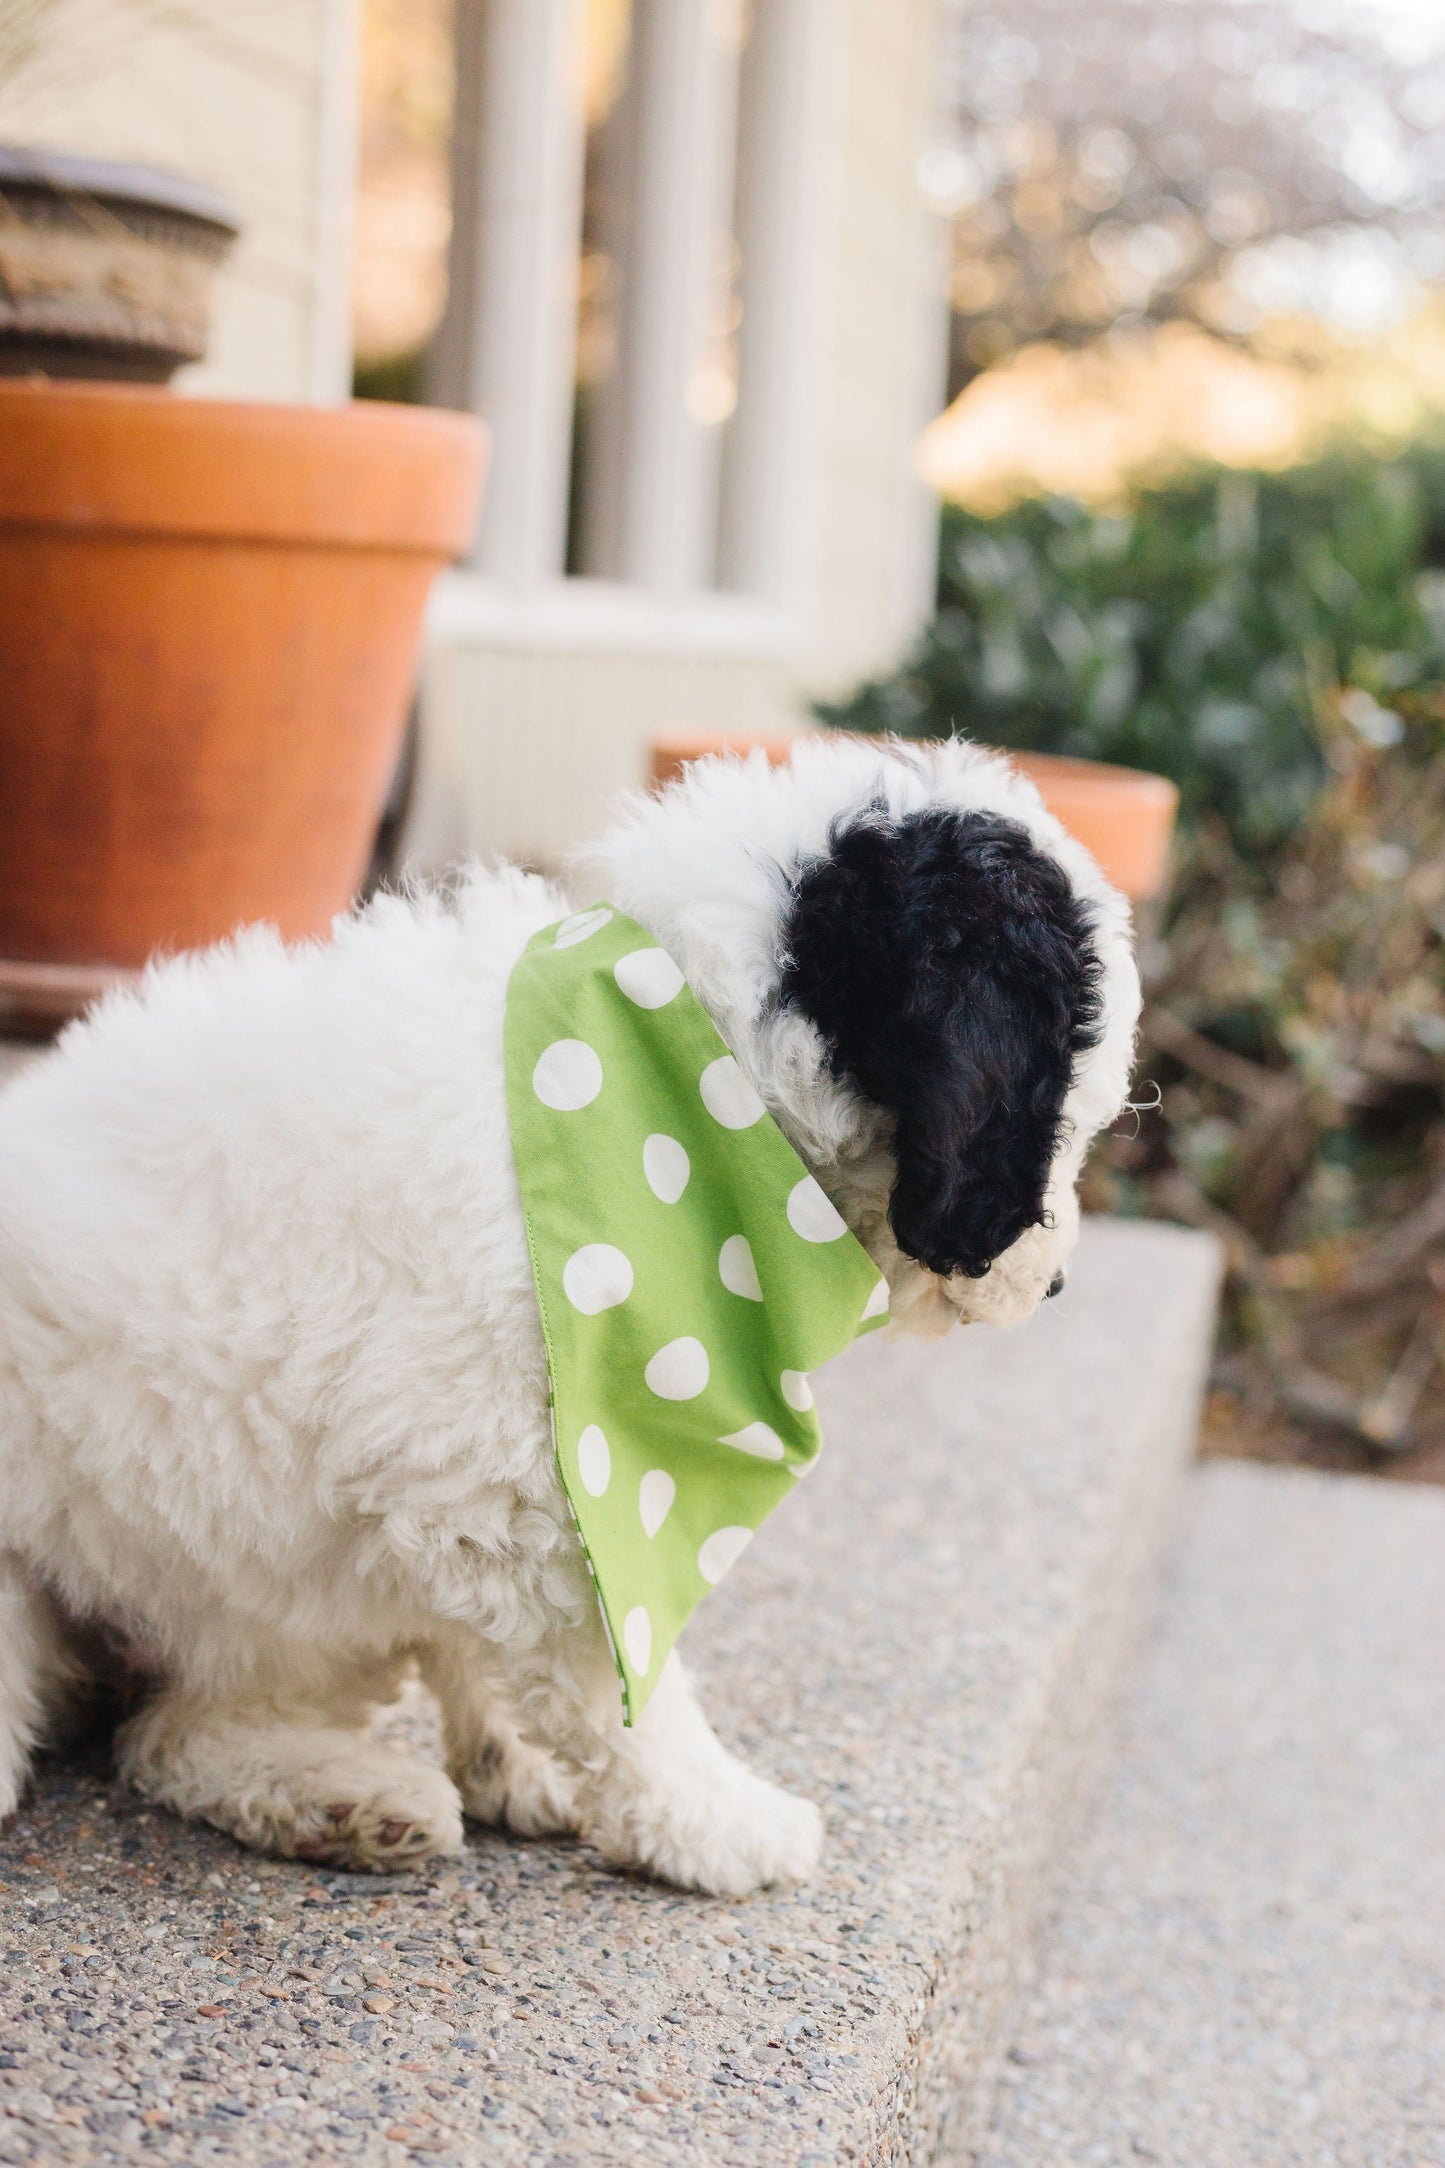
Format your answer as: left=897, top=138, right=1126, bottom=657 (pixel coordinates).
left=819, top=444, right=1445, bottom=855
left=821, top=441, right=1445, bottom=1460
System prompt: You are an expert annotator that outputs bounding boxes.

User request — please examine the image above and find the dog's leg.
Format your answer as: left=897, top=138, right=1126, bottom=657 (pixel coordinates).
left=502, top=1625, right=822, bottom=1897
left=116, top=1688, right=465, bottom=1872
left=420, top=1636, right=579, bottom=1839
left=0, top=1557, right=85, bottom=1819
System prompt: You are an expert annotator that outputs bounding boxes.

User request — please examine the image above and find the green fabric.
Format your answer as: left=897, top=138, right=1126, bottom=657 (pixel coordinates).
left=505, top=904, right=890, bottom=1723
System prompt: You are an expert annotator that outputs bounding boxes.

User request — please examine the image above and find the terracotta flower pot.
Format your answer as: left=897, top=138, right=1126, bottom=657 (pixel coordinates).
left=1005, top=751, right=1177, bottom=902
left=0, top=382, right=486, bottom=1012
left=649, top=731, right=1177, bottom=902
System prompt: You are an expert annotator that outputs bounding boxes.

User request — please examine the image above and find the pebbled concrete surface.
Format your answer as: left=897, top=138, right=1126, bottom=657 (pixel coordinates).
left=982, top=1459, right=1445, bottom=2168
left=0, top=1218, right=1219, bottom=2167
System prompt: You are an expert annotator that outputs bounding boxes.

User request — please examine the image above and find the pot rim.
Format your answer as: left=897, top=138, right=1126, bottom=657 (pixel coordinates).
left=0, top=145, right=240, bottom=236
left=651, top=728, right=1179, bottom=806
left=647, top=728, right=1178, bottom=898
left=0, top=381, right=487, bottom=554
left=1008, top=748, right=1179, bottom=807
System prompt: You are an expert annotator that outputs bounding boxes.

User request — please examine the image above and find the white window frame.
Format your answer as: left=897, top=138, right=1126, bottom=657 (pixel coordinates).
left=427, top=0, right=837, bottom=658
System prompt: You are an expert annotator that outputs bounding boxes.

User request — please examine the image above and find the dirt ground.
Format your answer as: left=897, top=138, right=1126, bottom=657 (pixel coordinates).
left=1200, top=1387, right=1445, bottom=1487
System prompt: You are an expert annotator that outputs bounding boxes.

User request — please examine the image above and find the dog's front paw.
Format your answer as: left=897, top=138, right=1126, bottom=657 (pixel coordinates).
left=585, top=1760, right=823, bottom=1898
left=457, top=1732, right=580, bottom=1840
left=281, top=1757, right=466, bottom=1874
left=698, top=1776, right=822, bottom=1897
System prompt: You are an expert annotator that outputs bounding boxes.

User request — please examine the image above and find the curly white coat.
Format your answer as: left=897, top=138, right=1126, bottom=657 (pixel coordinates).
left=0, top=736, right=1138, bottom=1893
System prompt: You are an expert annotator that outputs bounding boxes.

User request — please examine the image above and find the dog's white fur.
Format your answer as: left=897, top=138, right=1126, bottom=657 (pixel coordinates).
left=0, top=737, right=1137, bottom=1893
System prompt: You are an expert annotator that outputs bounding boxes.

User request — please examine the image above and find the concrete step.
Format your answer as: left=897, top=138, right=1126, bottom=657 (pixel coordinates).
left=0, top=1217, right=1220, bottom=2168
left=981, top=1459, right=1445, bottom=2168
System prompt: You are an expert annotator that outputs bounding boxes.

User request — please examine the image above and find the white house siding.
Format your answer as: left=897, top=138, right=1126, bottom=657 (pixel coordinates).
left=0, top=0, right=357, bottom=403
left=416, top=639, right=793, bottom=879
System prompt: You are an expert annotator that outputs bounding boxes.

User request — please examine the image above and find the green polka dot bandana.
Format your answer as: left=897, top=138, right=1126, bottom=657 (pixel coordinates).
left=505, top=905, right=890, bottom=1723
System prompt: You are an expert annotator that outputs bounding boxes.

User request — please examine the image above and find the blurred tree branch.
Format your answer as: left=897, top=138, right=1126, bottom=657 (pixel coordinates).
left=1110, top=689, right=1445, bottom=1456
left=932, top=0, right=1445, bottom=392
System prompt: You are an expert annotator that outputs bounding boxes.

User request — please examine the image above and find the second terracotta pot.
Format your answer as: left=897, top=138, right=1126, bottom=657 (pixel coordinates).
left=649, top=731, right=1177, bottom=902
left=0, top=381, right=486, bottom=978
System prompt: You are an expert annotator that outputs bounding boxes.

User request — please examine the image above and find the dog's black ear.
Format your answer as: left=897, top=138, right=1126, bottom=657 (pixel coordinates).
left=778, top=805, right=1102, bottom=1278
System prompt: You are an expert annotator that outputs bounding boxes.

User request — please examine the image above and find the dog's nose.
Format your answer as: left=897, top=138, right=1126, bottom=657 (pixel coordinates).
left=1045, top=1271, right=1066, bottom=1299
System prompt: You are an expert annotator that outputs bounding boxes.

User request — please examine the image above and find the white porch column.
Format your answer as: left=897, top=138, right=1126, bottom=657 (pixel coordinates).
left=611, top=0, right=744, bottom=596
left=431, top=0, right=588, bottom=583
left=716, top=0, right=839, bottom=609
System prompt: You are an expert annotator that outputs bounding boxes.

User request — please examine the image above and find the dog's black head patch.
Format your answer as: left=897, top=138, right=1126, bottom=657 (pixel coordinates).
left=778, top=804, right=1103, bottom=1278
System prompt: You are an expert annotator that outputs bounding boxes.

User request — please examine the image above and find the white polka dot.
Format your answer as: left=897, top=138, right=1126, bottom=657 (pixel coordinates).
left=552, top=907, right=613, bottom=948
left=718, top=1234, right=763, bottom=1302
left=780, top=1369, right=813, bottom=1412
left=698, top=1526, right=754, bottom=1586
left=614, top=947, right=684, bottom=1009
left=638, top=1469, right=676, bottom=1539
left=862, top=1276, right=890, bottom=1320
left=623, top=1605, right=652, bottom=1675
left=645, top=1336, right=710, bottom=1400
left=533, top=1038, right=602, bottom=1111
left=699, top=1056, right=765, bottom=1130
left=720, top=1421, right=786, bottom=1461
left=562, top=1243, right=634, bottom=1315
left=576, top=1425, right=611, bottom=1498
left=786, top=1175, right=847, bottom=1243
left=643, top=1133, right=690, bottom=1204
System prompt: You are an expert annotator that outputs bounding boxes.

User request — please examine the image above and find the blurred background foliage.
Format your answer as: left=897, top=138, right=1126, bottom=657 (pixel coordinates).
left=822, top=446, right=1445, bottom=858
left=825, top=0, right=1445, bottom=1469
left=824, top=456, right=1445, bottom=1471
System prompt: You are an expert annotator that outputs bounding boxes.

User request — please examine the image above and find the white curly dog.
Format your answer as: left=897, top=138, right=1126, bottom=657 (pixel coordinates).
left=0, top=736, right=1138, bottom=1895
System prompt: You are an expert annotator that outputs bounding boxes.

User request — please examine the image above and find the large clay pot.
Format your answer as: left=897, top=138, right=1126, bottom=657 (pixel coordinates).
left=0, top=382, right=485, bottom=1008
left=649, top=732, right=1177, bottom=902
left=1006, top=749, right=1176, bottom=903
